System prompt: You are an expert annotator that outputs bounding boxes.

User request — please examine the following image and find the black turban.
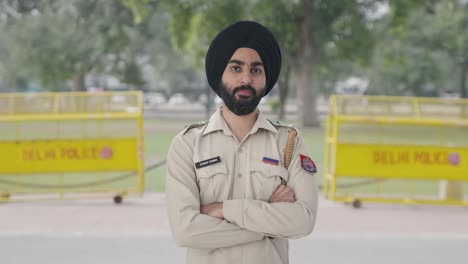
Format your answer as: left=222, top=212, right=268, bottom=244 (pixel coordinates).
left=205, top=21, right=282, bottom=97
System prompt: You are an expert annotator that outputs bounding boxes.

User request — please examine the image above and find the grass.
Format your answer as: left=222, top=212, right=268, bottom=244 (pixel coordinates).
left=1, top=118, right=467, bottom=199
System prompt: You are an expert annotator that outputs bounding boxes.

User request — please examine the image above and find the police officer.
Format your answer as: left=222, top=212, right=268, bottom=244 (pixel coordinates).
left=166, top=21, right=318, bottom=264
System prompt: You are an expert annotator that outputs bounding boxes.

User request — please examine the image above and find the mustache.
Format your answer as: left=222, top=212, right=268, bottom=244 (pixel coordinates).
left=232, top=85, right=256, bottom=96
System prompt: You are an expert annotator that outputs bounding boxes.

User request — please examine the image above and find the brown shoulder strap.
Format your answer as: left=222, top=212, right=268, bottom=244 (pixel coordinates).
left=281, top=129, right=297, bottom=185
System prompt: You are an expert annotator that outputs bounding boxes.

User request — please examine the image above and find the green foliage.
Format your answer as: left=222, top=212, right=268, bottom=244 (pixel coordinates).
left=140, top=7, right=207, bottom=95
left=163, top=0, right=245, bottom=67
left=120, top=0, right=155, bottom=24
left=121, top=61, right=146, bottom=88
left=161, top=0, right=384, bottom=126
left=367, top=0, right=468, bottom=96
left=387, top=0, right=430, bottom=28
left=3, top=0, right=466, bottom=101
left=267, top=98, right=280, bottom=114
left=3, top=0, right=155, bottom=91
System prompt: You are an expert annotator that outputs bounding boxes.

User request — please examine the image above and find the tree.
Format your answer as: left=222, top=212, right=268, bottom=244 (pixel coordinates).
left=0, top=0, right=45, bottom=19
left=0, top=0, right=45, bottom=91
left=162, top=0, right=383, bottom=127
left=120, top=0, right=154, bottom=24
left=4, top=0, right=157, bottom=91
left=367, top=0, right=468, bottom=97
left=273, top=0, right=385, bottom=126
left=406, top=0, right=468, bottom=98
left=162, top=0, right=246, bottom=117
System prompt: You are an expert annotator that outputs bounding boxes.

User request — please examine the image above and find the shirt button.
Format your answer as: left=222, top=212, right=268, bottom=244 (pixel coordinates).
left=237, top=173, right=242, bottom=178
left=238, top=148, right=243, bottom=153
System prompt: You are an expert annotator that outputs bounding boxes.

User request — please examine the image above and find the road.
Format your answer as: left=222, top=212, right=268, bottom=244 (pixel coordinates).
left=1, top=193, right=468, bottom=264
left=2, top=232, right=466, bottom=264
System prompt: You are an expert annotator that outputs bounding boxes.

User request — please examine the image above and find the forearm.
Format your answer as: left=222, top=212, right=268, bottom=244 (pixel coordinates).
left=223, top=199, right=316, bottom=239
left=167, top=169, right=263, bottom=249
left=169, top=208, right=264, bottom=249
left=224, top=167, right=318, bottom=239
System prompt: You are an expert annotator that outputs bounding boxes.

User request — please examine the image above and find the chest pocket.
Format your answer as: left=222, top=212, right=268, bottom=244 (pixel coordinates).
left=249, top=161, right=289, bottom=201
left=196, top=162, right=228, bottom=204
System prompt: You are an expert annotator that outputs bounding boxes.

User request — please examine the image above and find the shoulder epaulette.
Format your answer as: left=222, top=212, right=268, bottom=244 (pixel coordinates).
left=182, top=121, right=207, bottom=135
left=268, top=119, right=296, bottom=130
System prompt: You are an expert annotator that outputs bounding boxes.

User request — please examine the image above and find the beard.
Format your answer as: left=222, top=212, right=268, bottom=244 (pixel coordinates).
left=219, top=83, right=264, bottom=116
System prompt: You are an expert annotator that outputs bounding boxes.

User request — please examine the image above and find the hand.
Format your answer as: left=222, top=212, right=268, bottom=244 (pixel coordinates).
left=268, top=184, right=296, bottom=203
left=200, top=202, right=224, bottom=219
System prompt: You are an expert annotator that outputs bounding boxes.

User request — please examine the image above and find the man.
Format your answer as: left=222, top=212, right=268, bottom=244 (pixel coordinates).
left=166, top=21, right=318, bottom=264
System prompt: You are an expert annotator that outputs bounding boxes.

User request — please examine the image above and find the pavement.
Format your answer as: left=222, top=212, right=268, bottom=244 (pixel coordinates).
left=2, top=193, right=468, bottom=234
left=1, top=193, right=468, bottom=264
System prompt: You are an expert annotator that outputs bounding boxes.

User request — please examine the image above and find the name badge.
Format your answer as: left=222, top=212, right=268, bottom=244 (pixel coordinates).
left=195, top=156, right=221, bottom=169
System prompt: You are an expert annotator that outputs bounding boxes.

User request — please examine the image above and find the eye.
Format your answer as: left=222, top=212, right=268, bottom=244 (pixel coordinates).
left=231, top=66, right=241, bottom=72
left=251, top=68, right=263, bottom=74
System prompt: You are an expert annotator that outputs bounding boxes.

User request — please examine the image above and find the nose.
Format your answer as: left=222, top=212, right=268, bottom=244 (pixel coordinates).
left=239, top=71, right=253, bottom=86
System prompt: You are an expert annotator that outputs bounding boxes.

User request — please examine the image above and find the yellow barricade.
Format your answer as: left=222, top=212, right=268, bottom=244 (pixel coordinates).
left=0, top=91, right=144, bottom=203
left=324, top=95, right=468, bottom=208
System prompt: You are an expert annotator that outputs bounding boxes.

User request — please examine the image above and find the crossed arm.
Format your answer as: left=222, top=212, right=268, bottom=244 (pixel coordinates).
left=166, top=134, right=318, bottom=249
left=201, top=184, right=296, bottom=218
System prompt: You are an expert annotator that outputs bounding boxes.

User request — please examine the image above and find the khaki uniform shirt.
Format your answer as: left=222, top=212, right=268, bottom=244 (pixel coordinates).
left=166, top=107, right=318, bottom=264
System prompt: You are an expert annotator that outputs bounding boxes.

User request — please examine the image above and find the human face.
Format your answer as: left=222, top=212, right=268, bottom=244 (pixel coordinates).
left=220, top=48, right=266, bottom=115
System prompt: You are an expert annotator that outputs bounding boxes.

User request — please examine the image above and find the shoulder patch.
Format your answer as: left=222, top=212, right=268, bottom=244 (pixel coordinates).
left=182, top=121, right=207, bottom=135
left=300, top=154, right=317, bottom=174
left=268, top=119, right=296, bottom=130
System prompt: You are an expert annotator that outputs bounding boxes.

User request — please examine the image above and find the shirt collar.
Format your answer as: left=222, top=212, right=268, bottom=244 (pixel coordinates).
left=203, top=107, right=232, bottom=136
left=252, top=110, right=278, bottom=134
left=203, top=107, right=278, bottom=136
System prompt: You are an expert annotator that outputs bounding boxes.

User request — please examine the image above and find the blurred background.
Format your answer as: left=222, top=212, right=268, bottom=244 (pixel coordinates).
left=1, top=1, right=468, bottom=264
left=1, top=0, right=467, bottom=125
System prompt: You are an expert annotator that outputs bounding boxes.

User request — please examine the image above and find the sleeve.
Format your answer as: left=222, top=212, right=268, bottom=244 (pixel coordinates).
left=223, top=133, right=319, bottom=239
left=166, top=133, right=264, bottom=249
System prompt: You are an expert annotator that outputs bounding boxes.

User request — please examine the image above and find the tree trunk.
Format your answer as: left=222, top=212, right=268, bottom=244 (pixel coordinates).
left=462, top=2, right=468, bottom=98
left=205, top=87, right=213, bottom=120
left=462, top=61, right=468, bottom=118
left=461, top=58, right=467, bottom=98
left=73, top=73, right=86, bottom=91
left=277, top=63, right=290, bottom=121
left=13, top=78, right=22, bottom=92
left=296, top=0, right=320, bottom=127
